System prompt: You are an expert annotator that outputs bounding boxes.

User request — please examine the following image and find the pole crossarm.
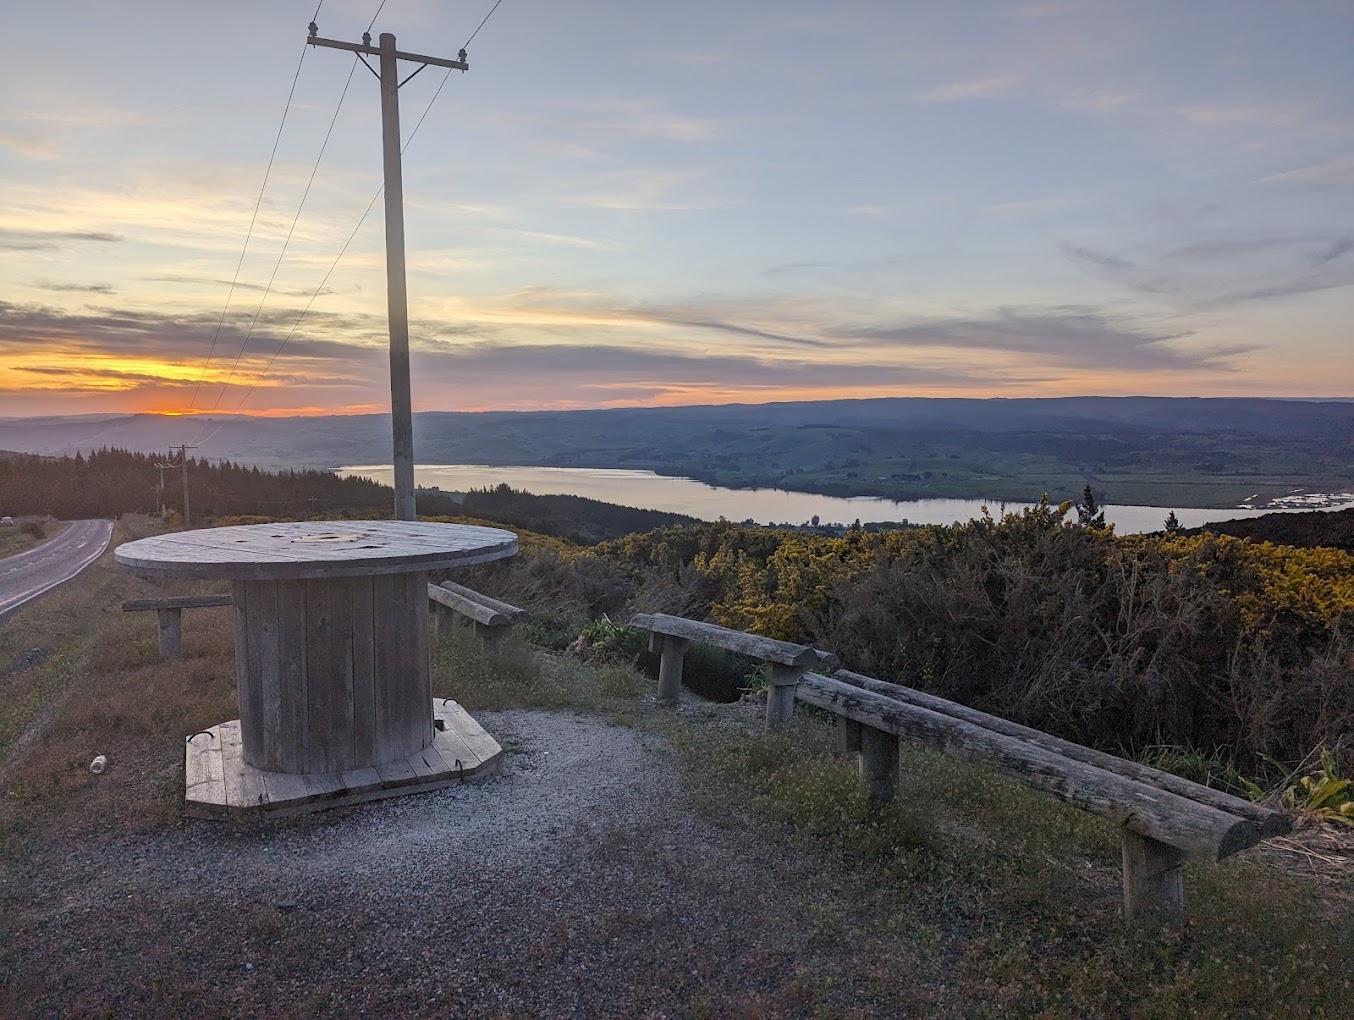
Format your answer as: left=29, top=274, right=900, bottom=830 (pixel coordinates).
left=307, top=35, right=469, bottom=73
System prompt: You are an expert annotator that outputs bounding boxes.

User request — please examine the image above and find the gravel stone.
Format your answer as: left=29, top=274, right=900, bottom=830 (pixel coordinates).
left=3, top=710, right=938, bottom=1018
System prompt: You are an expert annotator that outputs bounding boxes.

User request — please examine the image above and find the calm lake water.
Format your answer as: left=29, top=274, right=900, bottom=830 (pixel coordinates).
left=337, top=464, right=1342, bottom=535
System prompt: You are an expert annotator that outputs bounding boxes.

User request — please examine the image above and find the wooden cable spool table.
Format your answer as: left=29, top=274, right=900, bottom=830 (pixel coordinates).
left=115, top=520, right=518, bottom=816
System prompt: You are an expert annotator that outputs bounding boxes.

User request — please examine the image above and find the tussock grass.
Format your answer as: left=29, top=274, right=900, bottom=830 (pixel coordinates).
left=682, top=706, right=1354, bottom=1018
left=431, top=625, right=643, bottom=715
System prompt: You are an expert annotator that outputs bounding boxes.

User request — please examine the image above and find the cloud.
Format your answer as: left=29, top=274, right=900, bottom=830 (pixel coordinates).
left=1063, top=233, right=1354, bottom=309
left=410, top=342, right=1036, bottom=398
left=914, top=76, right=1022, bottom=103
left=0, top=229, right=122, bottom=251
left=1256, top=155, right=1354, bottom=187
left=1062, top=244, right=1136, bottom=271
left=844, top=307, right=1249, bottom=372
left=0, top=131, right=56, bottom=160
left=142, top=275, right=341, bottom=299
left=31, top=280, right=117, bottom=294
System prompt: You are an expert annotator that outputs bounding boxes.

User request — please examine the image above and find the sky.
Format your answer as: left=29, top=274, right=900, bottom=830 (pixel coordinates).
left=3, top=0, right=1352, bottom=419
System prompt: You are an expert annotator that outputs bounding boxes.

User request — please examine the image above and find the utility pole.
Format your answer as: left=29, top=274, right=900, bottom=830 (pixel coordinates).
left=307, top=23, right=469, bottom=521
left=152, top=457, right=175, bottom=519
left=175, top=445, right=197, bottom=528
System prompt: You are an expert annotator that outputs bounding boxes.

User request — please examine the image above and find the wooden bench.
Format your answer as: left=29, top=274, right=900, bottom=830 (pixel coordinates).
left=629, top=613, right=839, bottom=726
left=427, top=581, right=529, bottom=655
left=121, top=595, right=234, bottom=660
left=794, top=667, right=1291, bottom=924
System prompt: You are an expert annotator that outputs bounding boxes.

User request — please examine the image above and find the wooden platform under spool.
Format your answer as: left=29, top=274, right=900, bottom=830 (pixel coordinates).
left=184, top=699, right=502, bottom=818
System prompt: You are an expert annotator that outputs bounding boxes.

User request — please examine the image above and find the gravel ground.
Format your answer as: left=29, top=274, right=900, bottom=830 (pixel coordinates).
left=2, top=710, right=940, bottom=1018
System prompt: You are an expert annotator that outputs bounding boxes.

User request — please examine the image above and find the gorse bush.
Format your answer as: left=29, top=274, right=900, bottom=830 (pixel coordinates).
left=589, top=509, right=1354, bottom=774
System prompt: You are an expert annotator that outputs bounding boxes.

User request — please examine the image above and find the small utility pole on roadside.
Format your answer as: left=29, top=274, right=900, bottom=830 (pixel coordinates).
left=176, top=445, right=197, bottom=528
left=153, top=457, right=176, bottom=519
left=307, top=22, right=469, bottom=521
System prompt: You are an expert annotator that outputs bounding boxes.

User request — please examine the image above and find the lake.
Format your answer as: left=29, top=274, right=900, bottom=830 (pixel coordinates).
left=336, top=464, right=1344, bottom=535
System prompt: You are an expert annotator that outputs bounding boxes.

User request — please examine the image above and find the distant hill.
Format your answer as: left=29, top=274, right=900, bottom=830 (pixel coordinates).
left=1194, top=507, right=1354, bottom=553
left=1, top=396, right=1351, bottom=509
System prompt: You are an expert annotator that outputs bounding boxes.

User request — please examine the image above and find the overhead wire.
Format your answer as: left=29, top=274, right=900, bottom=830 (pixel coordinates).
left=186, top=29, right=316, bottom=414
left=196, top=0, right=511, bottom=445
left=199, top=52, right=362, bottom=422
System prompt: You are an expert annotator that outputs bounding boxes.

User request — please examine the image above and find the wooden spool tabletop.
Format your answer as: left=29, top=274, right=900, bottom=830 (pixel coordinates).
left=115, top=520, right=518, bottom=580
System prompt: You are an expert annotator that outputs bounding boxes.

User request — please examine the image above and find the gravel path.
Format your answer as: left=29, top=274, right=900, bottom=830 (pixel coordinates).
left=2, top=710, right=937, bottom=1018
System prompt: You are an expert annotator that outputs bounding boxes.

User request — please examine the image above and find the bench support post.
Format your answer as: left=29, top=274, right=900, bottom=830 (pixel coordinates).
left=837, top=717, right=862, bottom=755
left=1122, top=830, right=1187, bottom=925
left=764, top=662, right=807, bottom=729
left=157, top=607, right=183, bottom=660
left=474, top=621, right=510, bottom=657
left=656, top=636, right=690, bottom=703
left=859, top=725, right=899, bottom=802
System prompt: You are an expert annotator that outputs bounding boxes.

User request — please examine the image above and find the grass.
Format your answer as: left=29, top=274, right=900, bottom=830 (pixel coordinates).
left=674, top=710, right=1354, bottom=1019
left=0, top=518, right=69, bottom=559
left=4, top=523, right=1351, bottom=1016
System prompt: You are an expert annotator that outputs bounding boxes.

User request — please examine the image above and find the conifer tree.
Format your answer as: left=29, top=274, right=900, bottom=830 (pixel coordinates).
left=1076, top=484, right=1106, bottom=529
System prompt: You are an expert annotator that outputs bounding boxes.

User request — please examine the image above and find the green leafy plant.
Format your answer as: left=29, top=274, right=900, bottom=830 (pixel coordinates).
left=574, top=617, right=650, bottom=665
left=1245, top=748, right=1354, bottom=826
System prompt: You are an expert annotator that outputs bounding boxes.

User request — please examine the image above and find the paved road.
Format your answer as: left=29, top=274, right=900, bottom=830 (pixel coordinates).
left=0, top=520, right=114, bottom=622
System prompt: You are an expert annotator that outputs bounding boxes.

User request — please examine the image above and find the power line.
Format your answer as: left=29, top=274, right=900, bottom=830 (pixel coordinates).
left=465, top=0, right=506, bottom=48
left=188, top=44, right=311, bottom=414
left=199, top=1, right=505, bottom=448
left=203, top=53, right=362, bottom=415
left=188, top=0, right=329, bottom=414
left=199, top=55, right=467, bottom=446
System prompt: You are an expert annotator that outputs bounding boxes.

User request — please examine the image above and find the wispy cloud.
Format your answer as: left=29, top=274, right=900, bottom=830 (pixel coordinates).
left=914, top=75, right=1022, bottom=104
left=1257, top=154, right=1354, bottom=188
left=30, top=280, right=117, bottom=294
left=0, top=131, right=56, bottom=160
left=845, top=307, right=1249, bottom=372
left=0, top=229, right=122, bottom=251
left=1065, top=233, right=1354, bottom=309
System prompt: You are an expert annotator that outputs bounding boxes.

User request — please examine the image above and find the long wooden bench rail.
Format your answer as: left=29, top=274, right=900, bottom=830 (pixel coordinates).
left=122, top=595, right=234, bottom=660
left=426, top=582, right=528, bottom=655
left=630, top=612, right=839, bottom=727
left=122, top=596, right=235, bottom=612
left=797, top=670, right=1289, bottom=924
left=438, top=581, right=529, bottom=622
left=830, top=668, right=1289, bottom=838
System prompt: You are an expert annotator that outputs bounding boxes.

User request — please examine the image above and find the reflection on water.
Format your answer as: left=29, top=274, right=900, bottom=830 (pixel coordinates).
left=338, top=464, right=1331, bottom=536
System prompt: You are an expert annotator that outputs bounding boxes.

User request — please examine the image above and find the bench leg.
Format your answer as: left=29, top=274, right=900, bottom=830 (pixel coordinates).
left=859, top=725, right=899, bottom=802
left=157, top=607, right=183, bottom=660
left=657, top=636, right=689, bottom=703
left=837, top=717, right=862, bottom=755
left=764, top=663, right=807, bottom=729
left=1122, top=831, right=1187, bottom=925
left=474, top=621, right=510, bottom=656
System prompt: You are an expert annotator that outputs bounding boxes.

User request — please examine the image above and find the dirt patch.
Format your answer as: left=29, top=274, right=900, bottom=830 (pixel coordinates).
left=1, top=710, right=943, bottom=1019
left=0, top=648, right=50, bottom=680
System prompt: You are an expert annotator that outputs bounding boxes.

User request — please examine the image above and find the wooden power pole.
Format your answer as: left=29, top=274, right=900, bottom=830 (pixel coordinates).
left=307, top=23, right=469, bottom=521
left=176, top=445, right=197, bottom=528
